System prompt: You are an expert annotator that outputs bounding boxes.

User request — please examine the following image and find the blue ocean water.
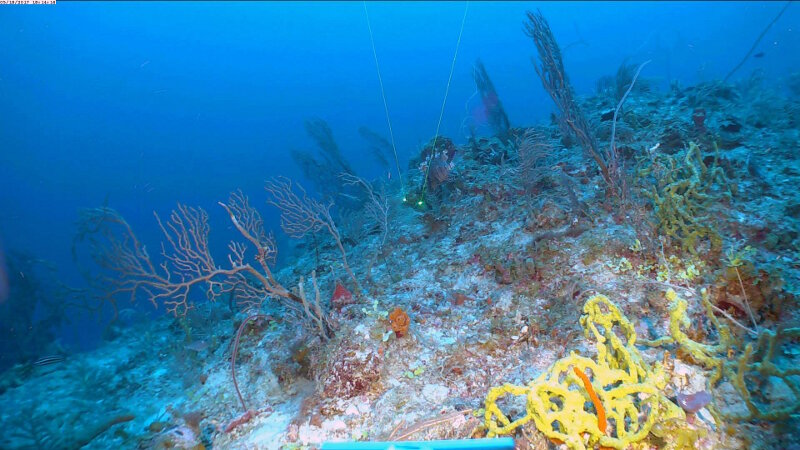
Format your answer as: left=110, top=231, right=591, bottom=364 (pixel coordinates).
left=0, top=2, right=798, bottom=449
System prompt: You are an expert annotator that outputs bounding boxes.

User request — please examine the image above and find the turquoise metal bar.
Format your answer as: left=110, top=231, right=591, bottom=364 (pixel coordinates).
left=320, top=437, right=515, bottom=450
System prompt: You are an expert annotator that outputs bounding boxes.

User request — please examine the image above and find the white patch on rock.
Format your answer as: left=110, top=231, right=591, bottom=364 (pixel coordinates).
left=421, top=384, right=450, bottom=404
left=322, top=418, right=347, bottom=432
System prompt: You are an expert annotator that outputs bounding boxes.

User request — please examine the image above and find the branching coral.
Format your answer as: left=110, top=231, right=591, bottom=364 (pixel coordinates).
left=304, top=118, right=355, bottom=176
left=525, top=10, right=620, bottom=195
left=484, top=294, right=683, bottom=449
left=472, top=59, right=511, bottom=144
left=517, top=128, right=555, bottom=190
left=266, top=176, right=362, bottom=296
left=73, top=190, right=333, bottom=335
left=339, top=173, right=390, bottom=250
left=358, top=126, right=393, bottom=171
left=293, top=118, right=360, bottom=204
left=642, top=142, right=729, bottom=254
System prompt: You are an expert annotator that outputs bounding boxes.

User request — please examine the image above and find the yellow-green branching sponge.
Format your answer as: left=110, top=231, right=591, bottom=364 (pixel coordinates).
left=647, top=289, right=800, bottom=423
left=643, top=142, right=729, bottom=254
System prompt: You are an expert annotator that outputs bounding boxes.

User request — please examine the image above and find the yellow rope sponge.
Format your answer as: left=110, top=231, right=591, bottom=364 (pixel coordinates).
left=484, top=294, right=684, bottom=449
left=643, top=289, right=800, bottom=423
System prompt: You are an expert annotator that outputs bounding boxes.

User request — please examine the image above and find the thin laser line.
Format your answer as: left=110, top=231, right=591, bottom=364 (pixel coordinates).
left=363, top=1, right=404, bottom=194
left=724, top=1, right=791, bottom=83
left=422, top=1, right=469, bottom=201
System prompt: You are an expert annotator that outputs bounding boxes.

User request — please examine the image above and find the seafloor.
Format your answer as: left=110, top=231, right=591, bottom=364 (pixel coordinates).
left=1, top=73, right=799, bottom=449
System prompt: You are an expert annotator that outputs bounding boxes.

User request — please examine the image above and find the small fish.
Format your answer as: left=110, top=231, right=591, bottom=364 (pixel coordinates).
left=338, top=193, right=360, bottom=202
left=753, top=52, right=765, bottom=58
left=118, top=308, right=143, bottom=323
left=33, top=355, right=65, bottom=367
left=191, top=331, right=209, bottom=341
left=185, top=341, right=209, bottom=352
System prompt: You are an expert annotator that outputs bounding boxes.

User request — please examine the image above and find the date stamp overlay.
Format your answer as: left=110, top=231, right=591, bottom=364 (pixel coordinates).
left=0, top=0, right=56, bottom=4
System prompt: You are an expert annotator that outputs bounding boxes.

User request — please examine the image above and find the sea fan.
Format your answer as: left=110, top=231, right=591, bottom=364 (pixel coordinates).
left=517, top=128, right=553, bottom=189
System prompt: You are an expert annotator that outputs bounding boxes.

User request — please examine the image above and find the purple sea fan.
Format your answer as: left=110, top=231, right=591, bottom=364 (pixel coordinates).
left=677, top=390, right=713, bottom=413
